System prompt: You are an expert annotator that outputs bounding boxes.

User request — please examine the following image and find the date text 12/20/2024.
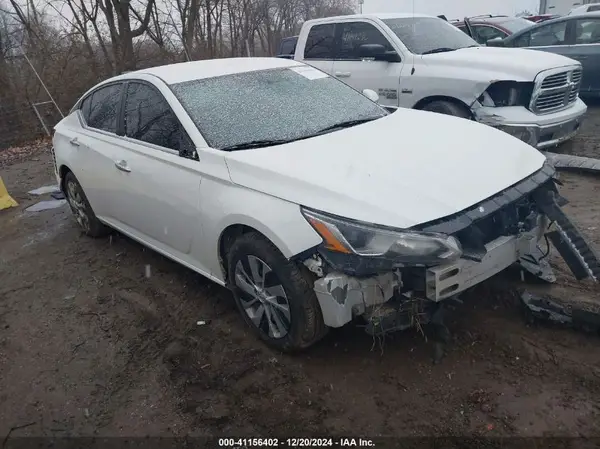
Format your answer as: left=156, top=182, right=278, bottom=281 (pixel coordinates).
left=218, top=438, right=376, bottom=447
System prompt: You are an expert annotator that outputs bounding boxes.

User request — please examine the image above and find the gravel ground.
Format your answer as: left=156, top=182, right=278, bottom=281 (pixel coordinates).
left=1, top=105, right=600, bottom=441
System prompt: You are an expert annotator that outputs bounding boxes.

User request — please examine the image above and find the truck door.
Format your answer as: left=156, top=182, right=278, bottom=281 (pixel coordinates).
left=331, top=21, right=404, bottom=111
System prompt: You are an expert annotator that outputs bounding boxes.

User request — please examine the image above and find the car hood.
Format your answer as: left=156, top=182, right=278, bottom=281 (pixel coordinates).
left=224, top=110, right=546, bottom=229
left=422, top=47, right=580, bottom=80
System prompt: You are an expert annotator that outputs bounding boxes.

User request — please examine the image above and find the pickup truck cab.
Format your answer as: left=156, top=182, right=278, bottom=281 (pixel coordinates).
left=291, top=13, right=587, bottom=150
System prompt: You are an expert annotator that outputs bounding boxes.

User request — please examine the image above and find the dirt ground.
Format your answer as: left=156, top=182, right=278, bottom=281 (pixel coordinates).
left=1, top=106, right=600, bottom=442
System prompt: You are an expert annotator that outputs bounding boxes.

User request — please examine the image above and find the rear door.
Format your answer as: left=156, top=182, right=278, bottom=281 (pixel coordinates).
left=331, top=20, right=403, bottom=110
left=106, top=80, right=201, bottom=256
left=67, top=82, right=126, bottom=220
left=300, top=23, right=335, bottom=74
left=570, top=17, right=600, bottom=95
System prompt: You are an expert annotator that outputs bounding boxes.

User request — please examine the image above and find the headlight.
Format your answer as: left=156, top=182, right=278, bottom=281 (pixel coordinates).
left=479, top=81, right=533, bottom=107
left=301, top=208, right=462, bottom=266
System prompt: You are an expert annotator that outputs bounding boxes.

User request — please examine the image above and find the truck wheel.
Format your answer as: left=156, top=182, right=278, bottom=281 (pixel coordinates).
left=422, top=100, right=472, bottom=119
left=64, top=171, right=110, bottom=238
left=227, top=231, right=327, bottom=352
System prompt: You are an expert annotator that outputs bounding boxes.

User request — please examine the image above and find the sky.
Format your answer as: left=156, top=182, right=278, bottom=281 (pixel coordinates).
left=362, top=0, right=541, bottom=18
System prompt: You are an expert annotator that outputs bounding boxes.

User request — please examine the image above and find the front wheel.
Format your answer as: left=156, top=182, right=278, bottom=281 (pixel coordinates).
left=227, top=232, right=327, bottom=352
left=421, top=100, right=472, bottom=119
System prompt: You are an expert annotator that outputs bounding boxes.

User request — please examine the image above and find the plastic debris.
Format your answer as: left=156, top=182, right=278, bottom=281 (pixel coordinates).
left=0, top=176, right=18, bottom=210
left=197, top=320, right=211, bottom=326
left=25, top=199, right=67, bottom=212
left=28, top=185, right=60, bottom=195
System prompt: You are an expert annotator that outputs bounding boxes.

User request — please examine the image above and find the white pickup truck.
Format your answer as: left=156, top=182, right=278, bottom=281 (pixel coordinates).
left=289, top=13, right=587, bottom=150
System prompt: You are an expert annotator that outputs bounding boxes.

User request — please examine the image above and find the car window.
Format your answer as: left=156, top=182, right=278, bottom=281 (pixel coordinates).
left=456, top=25, right=469, bottom=34
left=124, top=82, right=195, bottom=158
left=280, top=38, right=296, bottom=55
left=304, top=24, right=335, bottom=59
left=472, top=25, right=507, bottom=44
left=87, top=84, right=122, bottom=133
left=493, top=17, right=534, bottom=34
left=529, top=21, right=567, bottom=46
left=574, top=18, right=600, bottom=44
left=589, top=5, right=600, bottom=12
left=382, top=17, right=478, bottom=54
left=171, top=67, right=386, bottom=150
left=337, top=22, right=393, bottom=59
left=79, top=95, right=92, bottom=123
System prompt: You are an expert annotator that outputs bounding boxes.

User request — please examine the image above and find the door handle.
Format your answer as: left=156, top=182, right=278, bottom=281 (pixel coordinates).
left=69, top=137, right=80, bottom=147
left=114, top=160, right=131, bottom=173
left=335, top=72, right=351, bottom=78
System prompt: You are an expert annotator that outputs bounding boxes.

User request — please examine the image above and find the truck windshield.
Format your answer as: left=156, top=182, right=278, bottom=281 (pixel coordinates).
left=171, top=67, right=387, bottom=150
left=382, top=17, right=479, bottom=55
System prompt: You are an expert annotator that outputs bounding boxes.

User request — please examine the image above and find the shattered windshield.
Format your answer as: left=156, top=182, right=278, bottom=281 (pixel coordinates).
left=382, top=17, right=479, bottom=54
left=170, top=67, right=386, bottom=150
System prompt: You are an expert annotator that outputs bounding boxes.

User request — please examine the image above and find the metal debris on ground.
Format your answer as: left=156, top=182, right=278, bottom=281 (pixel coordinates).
left=543, top=152, right=600, bottom=174
left=28, top=185, right=60, bottom=196
left=25, top=199, right=67, bottom=212
left=521, top=291, right=600, bottom=334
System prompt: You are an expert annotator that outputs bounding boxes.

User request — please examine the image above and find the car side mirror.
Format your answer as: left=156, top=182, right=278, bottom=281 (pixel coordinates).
left=362, top=89, right=379, bottom=103
left=486, top=38, right=505, bottom=47
left=358, top=44, right=401, bottom=62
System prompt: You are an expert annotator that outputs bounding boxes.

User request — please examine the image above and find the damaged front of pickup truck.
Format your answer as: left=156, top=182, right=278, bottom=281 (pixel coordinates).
left=299, top=160, right=599, bottom=340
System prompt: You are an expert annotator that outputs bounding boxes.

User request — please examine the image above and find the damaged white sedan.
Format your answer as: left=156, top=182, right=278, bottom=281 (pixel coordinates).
left=52, top=58, right=599, bottom=352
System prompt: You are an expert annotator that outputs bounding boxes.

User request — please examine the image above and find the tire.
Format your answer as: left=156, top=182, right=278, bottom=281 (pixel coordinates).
left=421, top=100, right=472, bottom=119
left=227, top=231, right=327, bottom=352
left=64, top=171, right=110, bottom=238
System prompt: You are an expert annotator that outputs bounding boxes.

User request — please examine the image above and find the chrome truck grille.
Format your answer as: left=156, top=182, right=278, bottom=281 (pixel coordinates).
left=530, top=67, right=582, bottom=114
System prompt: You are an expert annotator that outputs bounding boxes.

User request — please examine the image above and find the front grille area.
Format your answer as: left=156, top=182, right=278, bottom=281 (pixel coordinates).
left=532, top=68, right=582, bottom=114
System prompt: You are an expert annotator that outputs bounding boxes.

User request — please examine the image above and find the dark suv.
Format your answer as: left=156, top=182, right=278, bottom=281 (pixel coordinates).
left=451, top=15, right=535, bottom=45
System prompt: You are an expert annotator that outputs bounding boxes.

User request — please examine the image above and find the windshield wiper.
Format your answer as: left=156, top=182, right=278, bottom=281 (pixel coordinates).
left=312, top=117, right=380, bottom=135
left=421, top=47, right=457, bottom=55
left=220, top=139, right=293, bottom=151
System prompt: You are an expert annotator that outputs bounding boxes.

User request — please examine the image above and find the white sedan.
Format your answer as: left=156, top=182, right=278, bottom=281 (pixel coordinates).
left=53, top=57, right=598, bottom=351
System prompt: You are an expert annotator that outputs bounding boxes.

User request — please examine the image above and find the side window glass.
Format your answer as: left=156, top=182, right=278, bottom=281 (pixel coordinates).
left=280, top=39, right=296, bottom=55
left=87, top=84, right=122, bottom=133
left=514, top=32, right=531, bottom=47
left=124, top=82, right=196, bottom=158
left=456, top=25, right=469, bottom=35
left=80, top=95, right=92, bottom=123
left=575, top=19, right=600, bottom=44
left=304, top=24, right=335, bottom=59
left=338, top=22, right=393, bottom=60
left=529, top=22, right=567, bottom=46
left=589, top=5, right=600, bottom=12
left=473, top=26, right=506, bottom=44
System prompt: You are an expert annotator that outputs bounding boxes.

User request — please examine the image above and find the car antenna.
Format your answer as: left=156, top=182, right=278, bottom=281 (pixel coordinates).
left=411, top=0, right=415, bottom=75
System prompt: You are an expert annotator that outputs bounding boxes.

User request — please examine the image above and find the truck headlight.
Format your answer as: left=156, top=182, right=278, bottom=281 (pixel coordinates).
left=479, top=81, right=534, bottom=107
left=301, top=208, right=462, bottom=266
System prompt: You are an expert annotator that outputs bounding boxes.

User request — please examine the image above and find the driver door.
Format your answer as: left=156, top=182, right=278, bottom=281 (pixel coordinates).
left=331, top=20, right=404, bottom=111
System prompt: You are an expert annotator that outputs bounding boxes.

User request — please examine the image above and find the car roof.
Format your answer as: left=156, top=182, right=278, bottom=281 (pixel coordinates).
left=304, top=12, right=433, bottom=24
left=501, top=12, right=600, bottom=40
left=111, top=57, right=304, bottom=85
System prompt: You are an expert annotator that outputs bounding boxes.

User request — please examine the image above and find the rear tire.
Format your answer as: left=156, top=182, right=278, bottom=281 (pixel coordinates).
left=421, top=100, right=472, bottom=119
left=227, top=231, right=327, bottom=352
left=64, top=171, right=110, bottom=238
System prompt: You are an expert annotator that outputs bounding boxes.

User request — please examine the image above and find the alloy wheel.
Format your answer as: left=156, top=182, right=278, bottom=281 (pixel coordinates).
left=234, top=255, right=291, bottom=339
left=66, top=180, right=90, bottom=232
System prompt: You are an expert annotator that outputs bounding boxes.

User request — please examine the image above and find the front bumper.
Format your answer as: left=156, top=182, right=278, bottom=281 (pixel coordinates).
left=474, top=98, right=587, bottom=149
